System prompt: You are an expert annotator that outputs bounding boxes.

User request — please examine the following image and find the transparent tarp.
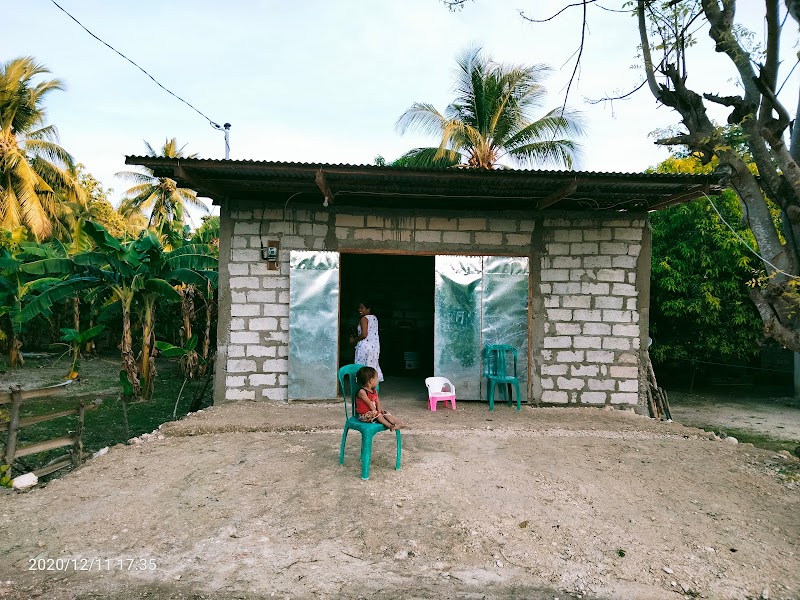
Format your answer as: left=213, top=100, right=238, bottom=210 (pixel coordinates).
left=434, top=255, right=529, bottom=401
left=288, top=251, right=339, bottom=400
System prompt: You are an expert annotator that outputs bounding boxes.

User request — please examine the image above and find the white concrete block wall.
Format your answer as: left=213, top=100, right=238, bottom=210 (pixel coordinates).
left=218, top=206, right=648, bottom=408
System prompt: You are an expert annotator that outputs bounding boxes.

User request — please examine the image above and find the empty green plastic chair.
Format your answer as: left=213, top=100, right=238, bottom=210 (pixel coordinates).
left=483, top=344, right=522, bottom=411
left=337, top=364, right=401, bottom=480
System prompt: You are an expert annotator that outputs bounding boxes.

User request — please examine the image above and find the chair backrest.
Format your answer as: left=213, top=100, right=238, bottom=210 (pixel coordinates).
left=425, top=376, right=454, bottom=394
left=483, top=344, right=518, bottom=378
left=338, top=364, right=365, bottom=420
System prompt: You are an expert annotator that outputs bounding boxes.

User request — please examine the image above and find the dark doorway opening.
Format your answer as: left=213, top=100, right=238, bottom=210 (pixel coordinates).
left=340, top=254, right=435, bottom=377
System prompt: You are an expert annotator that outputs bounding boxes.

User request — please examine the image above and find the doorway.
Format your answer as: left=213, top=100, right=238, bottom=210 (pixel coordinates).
left=339, top=254, right=435, bottom=377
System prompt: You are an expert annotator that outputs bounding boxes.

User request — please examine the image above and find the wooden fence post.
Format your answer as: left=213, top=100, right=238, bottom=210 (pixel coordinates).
left=3, top=386, right=23, bottom=473
left=72, top=403, right=86, bottom=467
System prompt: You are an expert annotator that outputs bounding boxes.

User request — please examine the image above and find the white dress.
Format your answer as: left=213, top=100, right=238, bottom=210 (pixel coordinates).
left=355, top=314, right=384, bottom=382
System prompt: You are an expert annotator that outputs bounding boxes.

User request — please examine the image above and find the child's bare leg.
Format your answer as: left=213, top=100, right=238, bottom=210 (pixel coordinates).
left=376, top=414, right=394, bottom=430
left=384, top=414, right=403, bottom=429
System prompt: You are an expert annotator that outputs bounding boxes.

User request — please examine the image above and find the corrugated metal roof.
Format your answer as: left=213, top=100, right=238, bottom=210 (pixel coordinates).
left=125, top=156, right=724, bottom=212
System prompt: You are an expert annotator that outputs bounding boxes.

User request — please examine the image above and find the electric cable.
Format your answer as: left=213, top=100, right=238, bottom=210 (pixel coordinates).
left=49, top=0, right=224, bottom=131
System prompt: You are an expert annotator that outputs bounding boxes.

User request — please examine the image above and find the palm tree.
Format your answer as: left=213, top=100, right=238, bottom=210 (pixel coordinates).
left=396, top=47, right=584, bottom=169
left=0, top=56, right=85, bottom=239
left=116, top=138, right=207, bottom=239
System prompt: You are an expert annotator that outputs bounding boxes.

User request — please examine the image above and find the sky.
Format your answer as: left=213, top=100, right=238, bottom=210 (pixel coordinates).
left=3, top=1, right=796, bottom=223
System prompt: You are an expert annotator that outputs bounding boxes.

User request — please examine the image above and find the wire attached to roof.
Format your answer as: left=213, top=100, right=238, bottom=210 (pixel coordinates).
left=49, top=0, right=226, bottom=133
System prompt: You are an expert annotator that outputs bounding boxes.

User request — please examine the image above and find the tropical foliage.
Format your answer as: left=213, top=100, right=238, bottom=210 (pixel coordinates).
left=0, top=56, right=85, bottom=239
left=116, top=138, right=208, bottom=246
left=395, top=47, right=583, bottom=169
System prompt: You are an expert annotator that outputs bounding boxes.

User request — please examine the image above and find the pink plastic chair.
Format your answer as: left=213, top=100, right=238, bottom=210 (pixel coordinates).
left=425, top=377, right=456, bottom=411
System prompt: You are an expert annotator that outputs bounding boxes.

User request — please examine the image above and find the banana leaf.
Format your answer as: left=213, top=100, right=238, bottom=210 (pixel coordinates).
left=144, top=278, right=181, bottom=302
left=16, top=276, right=99, bottom=323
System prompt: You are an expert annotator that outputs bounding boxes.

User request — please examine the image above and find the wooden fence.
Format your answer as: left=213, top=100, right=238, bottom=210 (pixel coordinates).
left=0, top=381, right=102, bottom=478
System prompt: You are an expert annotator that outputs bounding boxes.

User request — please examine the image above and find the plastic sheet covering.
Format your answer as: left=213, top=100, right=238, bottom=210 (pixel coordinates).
left=434, top=256, right=483, bottom=399
left=288, top=251, right=339, bottom=400
left=481, top=256, right=529, bottom=401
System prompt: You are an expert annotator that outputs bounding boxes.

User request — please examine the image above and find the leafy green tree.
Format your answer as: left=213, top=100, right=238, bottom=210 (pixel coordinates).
left=0, top=56, right=85, bottom=239
left=116, top=138, right=207, bottom=240
left=395, top=47, right=583, bottom=169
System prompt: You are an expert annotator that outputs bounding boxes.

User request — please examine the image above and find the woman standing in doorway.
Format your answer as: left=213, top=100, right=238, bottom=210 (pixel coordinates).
left=349, top=300, right=384, bottom=382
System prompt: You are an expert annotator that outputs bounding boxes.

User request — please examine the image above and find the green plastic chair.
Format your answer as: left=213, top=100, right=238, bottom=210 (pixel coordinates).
left=483, top=344, right=522, bottom=411
left=337, top=364, right=401, bottom=480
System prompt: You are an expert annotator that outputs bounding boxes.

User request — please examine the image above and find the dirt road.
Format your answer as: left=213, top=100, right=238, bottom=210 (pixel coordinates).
left=1, top=402, right=798, bottom=600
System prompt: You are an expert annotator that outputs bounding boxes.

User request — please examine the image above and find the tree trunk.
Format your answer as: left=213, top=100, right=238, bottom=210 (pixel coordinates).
left=120, top=298, right=141, bottom=400
left=199, top=282, right=214, bottom=377
left=9, top=334, right=23, bottom=368
left=139, top=298, right=157, bottom=402
left=179, top=284, right=198, bottom=379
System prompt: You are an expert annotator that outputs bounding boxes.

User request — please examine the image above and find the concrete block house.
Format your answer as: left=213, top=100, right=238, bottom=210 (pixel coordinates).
left=125, top=158, right=719, bottom=411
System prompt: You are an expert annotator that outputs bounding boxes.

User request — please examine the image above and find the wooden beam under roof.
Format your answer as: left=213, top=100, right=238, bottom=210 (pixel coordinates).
left=173, top=165, right=227, bottom=202
left=646, top=184, right=710, bottom=211
left=537, top=179, right=578, bottom=209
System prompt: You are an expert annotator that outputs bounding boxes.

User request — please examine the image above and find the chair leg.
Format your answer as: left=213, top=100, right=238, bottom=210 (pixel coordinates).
left=339, top=425, right=349, bottom=465
left=395, top=430, right=402, bottom=470
left=450, top=397, right=456, bottom=410
left=430, top=397, right=436, bottom=411
left=514, top=381, right=521, bottom=411
left=488, top=382, right=495, bottom=411
left=360, top=430, right=375, bottom=480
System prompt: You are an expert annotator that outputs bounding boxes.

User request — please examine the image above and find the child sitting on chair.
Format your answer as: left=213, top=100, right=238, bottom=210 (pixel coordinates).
left=355, top=366, right=402, bottom=431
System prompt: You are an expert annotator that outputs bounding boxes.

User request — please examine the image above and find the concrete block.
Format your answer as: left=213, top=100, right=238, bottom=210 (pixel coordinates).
left=229, top=318, right=246, bottom=331
left=618, top=379, right=639, bottom=392
left=262, top=358, right=289, bottom=372
left=610, top=366, right=638, bottom=378
left=541, top=390, right=568, bottom=403
left=588, top=379, right=616, bottom=391
left=415, top=231, right=442, bottom=243
left=246, top=345, right=277, bottom=357
left=614, top=228, right=643, bottom=241
left=226, top=388, right=255, bottom=400
left=599, top=242, right=627, bottom=255
left=610, top=392, right=639, bottom=404
left=227, top=359, right=257, bottom=373
left=505, top=233, right=530, bottom=246
left=554, top=322, right=581, bottom=335
left=552, top=283, right=581, bottom=295
left=230, top=331, right=260, bottom=344
left=612, top=283, right=637, bottom=296
left=602, top=337, right=631, bottom=351
left=570, top=242, right=599, bottom=255
left=573, top=336, right=602, bottom=349
left=231, top=304, right=260, bottom=317
left=557, top=377, right=586, bottom=390
left=583, top=322, right=611, bottom=336
left=475, top=232, right=503, bottom=245
left=540, top=377, right=554, bottom=389
left=262, top=387, right=289, bottom=401
left=541, top=270, right=569, bottom=282
left=553, top=229, right=583, bottom=242
left=546, top=309, right=573, bottom=321
left=580, top=391, right=607, bottom=404
left=581, top=282, right=610, bottom=295
left=544, top=336, right=572, bottom=348
left=443, top=232, right=472, bottom=244
left=556, top=350, right=584, bottom=362
left=603, top=310, right=632, bottom=323
left=582, top=228, right=613, bottom=242
left=573, top=309, right=602, bottom=322
left=586, top=350, right=614, bottom=363
left=560, top=296, right=591, bottom=310
left=489, top=219, right=517, bottom=232
left=231, top=249, right=261, bottom=263
left=458, top=218, right=486, bottom=230
left=228, top=263, right=249, bottom=276
left=226, top=376, right=246, bottom=387
left=542, top=364, right=569, bottom=376
left=594, top=296, right=624, bottom=310
left=249, top=317, right=279, bottom=331
left=571, top=364, right=599, bottom=377
left=229, top=277, right=260, bottom=290
left=234, top=222, right=260, bottom=235
left=249, top=373, right=278, bottom=386
left=228, top=345, right=245, bottom=357
left=552, top=256, right=582, bottom=269
left=336, top=214, right=364, bottom=227
left=584, top=256, right=612, bottom=268
left=546, top=243, right=571, bottom=255
left=612, top=324, right=639, bottom=337
left=612, top=255, right=637, bottom=268
left=247, top=290, right=278, bottom=303
left=263, top=304, right=289, bottom=317
left=429, top=217, right=458, bottom=230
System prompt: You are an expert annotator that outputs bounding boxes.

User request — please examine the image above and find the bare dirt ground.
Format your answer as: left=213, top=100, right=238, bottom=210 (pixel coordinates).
left=1, top=387, right=799, bottom=600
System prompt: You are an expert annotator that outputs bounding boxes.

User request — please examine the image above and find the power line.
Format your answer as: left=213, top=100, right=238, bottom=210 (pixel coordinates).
left=49, top=0, right=226, bottom=133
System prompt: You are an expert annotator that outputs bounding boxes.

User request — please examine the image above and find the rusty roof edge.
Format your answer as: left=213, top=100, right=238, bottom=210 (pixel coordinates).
left=124, top=155, right=725, bottom=187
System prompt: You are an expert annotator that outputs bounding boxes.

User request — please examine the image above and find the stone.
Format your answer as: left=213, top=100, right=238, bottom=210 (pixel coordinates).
left=12, top=472, right=37, bottom=489
left=92, top=447, right=109, bottom=458
left=724, top=436, right=738, bottom=445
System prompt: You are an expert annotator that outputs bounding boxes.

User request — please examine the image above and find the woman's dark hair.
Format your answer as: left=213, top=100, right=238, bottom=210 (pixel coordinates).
left=356, top=366, right=378, bottom=385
